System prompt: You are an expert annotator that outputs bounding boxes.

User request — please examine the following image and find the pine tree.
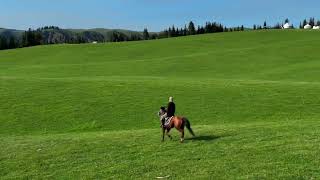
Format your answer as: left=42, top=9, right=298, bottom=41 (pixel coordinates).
left=219, top=24, right=223, bottom=32
left=197, top=25, right=205, bottom=34
left=22, top=31, right=29, bottom=47
left=253, top=24, right=257, bottom=30
left=143, top=28, right=149, bottom=40
left=183, top=25, right=187, bottom=36
left=212, top=22, right=217, bottom=32
left=168, top=27, right=172, bottom=37
left=263, top=21, right=267, bottom=29
left=309, top=17, right=315, bottom=26
left=285, top=18, right=289, bottom=23
left=180, top=28, right=184, bottom=36
left=197, top=25, right=201, bottom=34
left=205, top=22, right=210, bottom=33
left=175, top=28, right=180, bottom=37
left=188, top=21, right=196, bottom=35
left=241, top=25, right=244, bottom=31
left=171, top=25, right=176, bottom=37
left=303, top=19, right=308, bottom=26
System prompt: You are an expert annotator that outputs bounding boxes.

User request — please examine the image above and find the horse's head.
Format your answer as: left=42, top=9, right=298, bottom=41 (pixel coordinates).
left=158, top=107, right=167, bottom=127
left=158, top=106, right=166, bottom=117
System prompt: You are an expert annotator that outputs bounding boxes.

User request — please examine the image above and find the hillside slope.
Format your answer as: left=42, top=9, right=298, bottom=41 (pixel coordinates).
left=1, top=30, right=320, bottom=134
left=1, top=30, right=320, bottom=179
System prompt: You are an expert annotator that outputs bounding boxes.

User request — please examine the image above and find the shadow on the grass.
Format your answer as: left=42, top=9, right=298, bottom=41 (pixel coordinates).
left=185, top=135, right=224, bottom=141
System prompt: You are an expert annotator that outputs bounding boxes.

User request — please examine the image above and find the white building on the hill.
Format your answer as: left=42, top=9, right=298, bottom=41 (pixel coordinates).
left=313, top=26, right=320, bottom=30
left=304, top=24, right=312, bottom=29
left=282, top=23, right=292, bottom=29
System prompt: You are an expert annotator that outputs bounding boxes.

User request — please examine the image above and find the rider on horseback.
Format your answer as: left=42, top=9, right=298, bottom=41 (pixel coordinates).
left=160, top=97, right=175, bottom=128
left=167, top=96, right=175, bottom=118
left=157, top=97, right=194, bottom=142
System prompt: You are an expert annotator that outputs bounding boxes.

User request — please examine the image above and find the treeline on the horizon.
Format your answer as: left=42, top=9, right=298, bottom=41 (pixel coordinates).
left=157, top=21, right=244, bottom=39
left=252, top=18, right=320, bottom=30
left=1, top=17, right=320, bottom=51
left=0, top=21, right=245, bottom=50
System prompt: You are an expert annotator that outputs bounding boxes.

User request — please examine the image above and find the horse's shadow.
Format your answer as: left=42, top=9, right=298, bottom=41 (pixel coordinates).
left=185, top=135, right=224, bottom=141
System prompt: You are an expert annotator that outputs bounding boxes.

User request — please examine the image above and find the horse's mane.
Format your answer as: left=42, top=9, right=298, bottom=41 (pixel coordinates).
left=160, top=106, right=166, bottom=112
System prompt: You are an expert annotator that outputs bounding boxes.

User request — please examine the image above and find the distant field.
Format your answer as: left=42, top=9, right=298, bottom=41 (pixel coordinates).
left=1, top=30, right=320, bottom=179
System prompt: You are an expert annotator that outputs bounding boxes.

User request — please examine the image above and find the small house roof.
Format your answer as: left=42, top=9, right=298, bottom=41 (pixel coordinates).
left=304, top=24, right=312, bottom=29
left=283, top=23, right=291, bottom=29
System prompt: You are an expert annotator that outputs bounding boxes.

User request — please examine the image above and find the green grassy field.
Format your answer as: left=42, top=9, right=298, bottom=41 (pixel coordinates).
left=1, top=30, right=320, bottom=179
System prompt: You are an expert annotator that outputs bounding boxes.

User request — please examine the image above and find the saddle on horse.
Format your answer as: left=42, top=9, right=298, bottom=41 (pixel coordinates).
left=164, top=116, right=173, bottom=127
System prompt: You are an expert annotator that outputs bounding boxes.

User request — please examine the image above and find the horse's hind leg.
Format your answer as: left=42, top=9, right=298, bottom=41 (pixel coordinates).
left=166, top=129, right=173, bottom=140
left=180, top=130, right=185, bottom=143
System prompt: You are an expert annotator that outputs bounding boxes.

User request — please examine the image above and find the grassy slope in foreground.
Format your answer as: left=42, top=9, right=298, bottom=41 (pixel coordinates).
left=1, top=30, right=320, bottom=179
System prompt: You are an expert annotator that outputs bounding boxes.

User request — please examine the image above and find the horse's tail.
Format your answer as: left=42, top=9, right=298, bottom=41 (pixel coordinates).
left=183, top=117, right=195, bottom=137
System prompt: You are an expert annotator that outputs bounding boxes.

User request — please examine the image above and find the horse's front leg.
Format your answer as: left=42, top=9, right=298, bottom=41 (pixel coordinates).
left=180, top=130, right=185, bottom=143
left=162, top=128, right=165, bottom=142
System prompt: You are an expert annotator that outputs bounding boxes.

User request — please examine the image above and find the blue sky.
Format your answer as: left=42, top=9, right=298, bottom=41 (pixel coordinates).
left=0, top=0, right=319, bottom=31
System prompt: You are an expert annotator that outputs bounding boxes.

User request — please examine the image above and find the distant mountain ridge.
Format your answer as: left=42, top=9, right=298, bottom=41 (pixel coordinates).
left=0, top=27, right=147, bottom=44
left=0, top=28, right=23, bottom=39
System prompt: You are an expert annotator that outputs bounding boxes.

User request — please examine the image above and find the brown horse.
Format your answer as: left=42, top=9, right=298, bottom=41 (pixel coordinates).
left=158, top=107, right=195, bottom=143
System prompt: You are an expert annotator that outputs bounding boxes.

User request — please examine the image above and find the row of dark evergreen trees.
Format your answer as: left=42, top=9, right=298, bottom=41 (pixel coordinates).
left=0, top=36, right=17, bottom=50
left=157, top=21, right=244, bottom=39
left=108, top=21, right=244, bottom=42
left=0, top=27, right=152, bottom=50
left=0, top=28, right=44, bottom=50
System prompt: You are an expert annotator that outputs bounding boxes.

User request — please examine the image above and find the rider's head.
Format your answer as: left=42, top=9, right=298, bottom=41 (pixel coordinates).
left=169, top=96, right=173, bottom=102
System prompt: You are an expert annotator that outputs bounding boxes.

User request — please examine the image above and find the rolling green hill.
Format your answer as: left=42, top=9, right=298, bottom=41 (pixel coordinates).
left=1, top=30, right=320, bottom=179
